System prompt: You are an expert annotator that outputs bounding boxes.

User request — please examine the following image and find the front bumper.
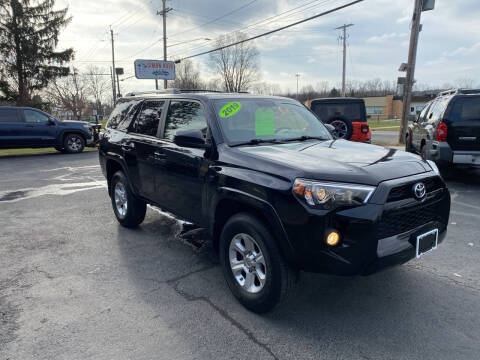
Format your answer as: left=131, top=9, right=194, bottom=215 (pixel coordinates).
left=280, top=173, right=450, bottom=275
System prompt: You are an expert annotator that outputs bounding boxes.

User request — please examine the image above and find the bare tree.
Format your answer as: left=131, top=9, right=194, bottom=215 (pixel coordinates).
left=209, top=32, right=260, bottom=92
left=250, top=81, right=281, bottom=95
left=46, top=70, right=88, bottom=120
left=84, top=66, right=110, bottom=108
left=169, top=59, right=203, bottom=89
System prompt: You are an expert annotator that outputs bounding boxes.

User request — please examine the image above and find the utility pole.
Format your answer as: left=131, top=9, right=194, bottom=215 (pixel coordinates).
left=110, top=27, right=117, bottom=105
left=399, top=0, right=424, bottom=144
left=116, top=71, right=121, bottom=98
left=336, top=23, right=353, bottom=97
left=110, top=67, right=115, bottom=108
left=295, top=73, right=300, bottom=99
left=157, top=0, right=172, bottom=89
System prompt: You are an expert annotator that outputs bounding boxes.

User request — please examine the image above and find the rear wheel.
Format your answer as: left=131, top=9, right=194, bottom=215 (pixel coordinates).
left=64, top=133, right=85, bottom=153
left=110, top=171, right=146, bottom=228
left=421, top=144, right=427, bottom=160
left=328, top=118, right=353, bottom=140
left=219, top=213, right=296, bottom=313
left=405, top=134, right=413, bottom=152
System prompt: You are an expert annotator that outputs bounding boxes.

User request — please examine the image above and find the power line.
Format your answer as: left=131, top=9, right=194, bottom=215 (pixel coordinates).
left=168, top=0, right=259, bottom=40
left=168, top=0, right=335, bottom=59
left=176, top=0, right=364, bottom=62
left=121, top=0, right=259, bottom=61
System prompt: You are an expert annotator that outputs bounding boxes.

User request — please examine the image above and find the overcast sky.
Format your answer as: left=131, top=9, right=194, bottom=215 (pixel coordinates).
left=56, top=0, right=480, bottom=94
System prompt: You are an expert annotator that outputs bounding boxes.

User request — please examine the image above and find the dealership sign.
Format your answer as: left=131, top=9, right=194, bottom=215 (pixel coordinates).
left=134, top=59, right=175, bottom=80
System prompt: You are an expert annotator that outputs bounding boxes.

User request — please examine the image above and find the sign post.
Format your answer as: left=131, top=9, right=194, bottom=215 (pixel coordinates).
left=134, top=60, right=175, bottom=85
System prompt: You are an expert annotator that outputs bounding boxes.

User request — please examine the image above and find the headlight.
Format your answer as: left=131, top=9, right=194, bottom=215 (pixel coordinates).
left=427, top=160, right=440, bottom=176
left=83, top=124, right=90, bottom=130
left=293, top=179, right=375, bottom=210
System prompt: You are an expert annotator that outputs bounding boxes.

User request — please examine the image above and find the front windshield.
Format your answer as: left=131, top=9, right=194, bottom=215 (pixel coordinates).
left=214, top=98, right=332, bottom=145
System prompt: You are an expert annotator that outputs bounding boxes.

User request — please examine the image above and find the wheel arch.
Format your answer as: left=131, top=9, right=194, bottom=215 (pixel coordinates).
left=210, top=188, right=296, bottom=265
left=105, top=158, right=136, bottom=197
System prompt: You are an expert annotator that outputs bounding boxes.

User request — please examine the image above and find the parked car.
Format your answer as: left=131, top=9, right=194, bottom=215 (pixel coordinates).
left=99, top=90, right=450, bottom=313
left=406, top=89, right=480, bottom=168
left=309, top=97, right=371, bottom=142
left=0, top=106, right=99, bottom=153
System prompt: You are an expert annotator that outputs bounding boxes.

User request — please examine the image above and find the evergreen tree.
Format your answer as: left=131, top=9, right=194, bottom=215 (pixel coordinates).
left=0, top=0, right=74, bottom=105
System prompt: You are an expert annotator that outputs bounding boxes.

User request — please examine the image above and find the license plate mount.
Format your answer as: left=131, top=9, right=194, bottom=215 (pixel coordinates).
left=416, top=229, right=438, bottom=258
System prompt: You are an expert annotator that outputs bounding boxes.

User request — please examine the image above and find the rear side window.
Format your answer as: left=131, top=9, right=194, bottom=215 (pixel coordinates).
left=131, top=101, right=165, bottom=137
left=418, top=103, right=431, bottom=122
left=107, top=99, right=141, bottom=129
left=164, top=101, right=207, bottom=141
left=0, top=109, right=19, bottom=122
left=312, top=102, right=364, bottom=122
left=449, top=97, right=480, bottom=122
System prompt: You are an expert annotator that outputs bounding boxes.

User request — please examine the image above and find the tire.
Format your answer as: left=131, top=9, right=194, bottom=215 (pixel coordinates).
left=405, top=134, right=413, bottom=153
left=110, top=171, right=146, bottom=228
left=64, top=133, right=85, bottom=153
left=420, top=144, right=427, bottom=160
left=219, top=213, right=297, bottom=313
left=327, top=117, right=353, bottom=140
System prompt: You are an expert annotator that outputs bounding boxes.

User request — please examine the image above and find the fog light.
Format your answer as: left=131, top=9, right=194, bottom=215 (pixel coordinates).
left=326, top=231, right=340, bottom=246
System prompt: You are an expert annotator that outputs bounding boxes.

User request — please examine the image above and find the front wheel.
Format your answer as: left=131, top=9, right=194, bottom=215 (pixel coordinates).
left=219, top=213, right=297, bottom=313
left=64, top=134, right=85, bottom=153
left=110, top=171, right=146, bottom=228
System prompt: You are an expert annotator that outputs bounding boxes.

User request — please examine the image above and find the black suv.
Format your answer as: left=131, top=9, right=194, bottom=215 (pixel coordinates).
left=99, top=90, right=450, bottom=313
left=0, top=106, right=98, bottom=153
left=406, top=89, right=480, bottom=167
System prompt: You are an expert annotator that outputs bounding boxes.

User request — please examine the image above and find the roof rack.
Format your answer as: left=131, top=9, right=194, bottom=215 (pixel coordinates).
left=124, top=89, right=181, bottom=97
left=437, top=88, right=480, bottom=97
left=125, top=88, right=250, bottom=97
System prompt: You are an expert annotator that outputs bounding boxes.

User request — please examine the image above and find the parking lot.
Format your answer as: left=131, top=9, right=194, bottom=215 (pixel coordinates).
left=1, top=151, right=479, bottom=360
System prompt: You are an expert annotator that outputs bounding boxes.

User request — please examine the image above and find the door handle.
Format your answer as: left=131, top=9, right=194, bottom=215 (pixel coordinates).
left=25, top=124, right=34, bottom=127
left=121, top=142, right=135, bottom=151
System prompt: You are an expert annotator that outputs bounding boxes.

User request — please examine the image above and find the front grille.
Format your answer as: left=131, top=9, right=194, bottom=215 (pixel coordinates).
left=376, top=202, right=443, bottom=239
left=387, top=177, right=443, bottom=202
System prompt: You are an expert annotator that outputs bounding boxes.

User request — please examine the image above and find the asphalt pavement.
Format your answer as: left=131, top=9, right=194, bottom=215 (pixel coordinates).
left=1, top=151, right=479, bottom=360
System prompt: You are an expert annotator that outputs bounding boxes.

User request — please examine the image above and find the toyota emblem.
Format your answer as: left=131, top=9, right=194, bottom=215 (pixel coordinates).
left=413, top=182, right=426, bottom=200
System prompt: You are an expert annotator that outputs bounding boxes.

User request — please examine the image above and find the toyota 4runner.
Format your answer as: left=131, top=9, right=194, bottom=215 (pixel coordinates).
left=99, top=90, right=450, bottom=313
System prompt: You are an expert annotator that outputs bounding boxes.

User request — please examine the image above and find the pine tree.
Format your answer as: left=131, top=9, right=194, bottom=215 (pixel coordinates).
left=0, top=0, right=74, bottom=105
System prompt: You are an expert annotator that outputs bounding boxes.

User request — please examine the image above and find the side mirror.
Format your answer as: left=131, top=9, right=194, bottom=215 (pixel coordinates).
left=48, top=117, right=56, bottom=125
left=173, top=129, right=208, bottom=148
left=324, top=123, right=335, bottom=133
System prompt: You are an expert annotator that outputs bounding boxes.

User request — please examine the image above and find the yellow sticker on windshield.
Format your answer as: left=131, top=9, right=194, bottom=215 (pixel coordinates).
left=219, top=102, right=242, bottom=118
left=255, top=108, right=275, bottom=136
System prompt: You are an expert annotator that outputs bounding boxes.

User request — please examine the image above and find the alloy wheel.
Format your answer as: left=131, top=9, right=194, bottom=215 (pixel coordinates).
left=67, top=135, right=82, bottom=151
left=114, top=182, right=128, bottom=218
left=330, top=120, right=348, bottom=139
left=229, top=233, right=267, bottom=294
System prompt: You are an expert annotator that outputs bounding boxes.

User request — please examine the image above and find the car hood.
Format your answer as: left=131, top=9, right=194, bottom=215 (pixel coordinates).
left=233, top=139, right=432, bottom=186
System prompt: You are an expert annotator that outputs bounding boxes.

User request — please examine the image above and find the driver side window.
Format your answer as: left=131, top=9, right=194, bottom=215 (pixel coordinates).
left=24, top=110, right=49, bottom=123
left=163, top=101, right=207, bottom=141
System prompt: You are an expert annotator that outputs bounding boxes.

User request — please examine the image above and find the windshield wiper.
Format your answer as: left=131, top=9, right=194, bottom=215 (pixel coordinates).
left=284, top=135, right=328, bottom=142
left=230, top=138, right=286, bottom=147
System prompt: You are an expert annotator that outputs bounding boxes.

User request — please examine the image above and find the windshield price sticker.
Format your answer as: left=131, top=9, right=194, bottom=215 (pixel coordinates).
left=219, top=102, right=242, bottom=118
